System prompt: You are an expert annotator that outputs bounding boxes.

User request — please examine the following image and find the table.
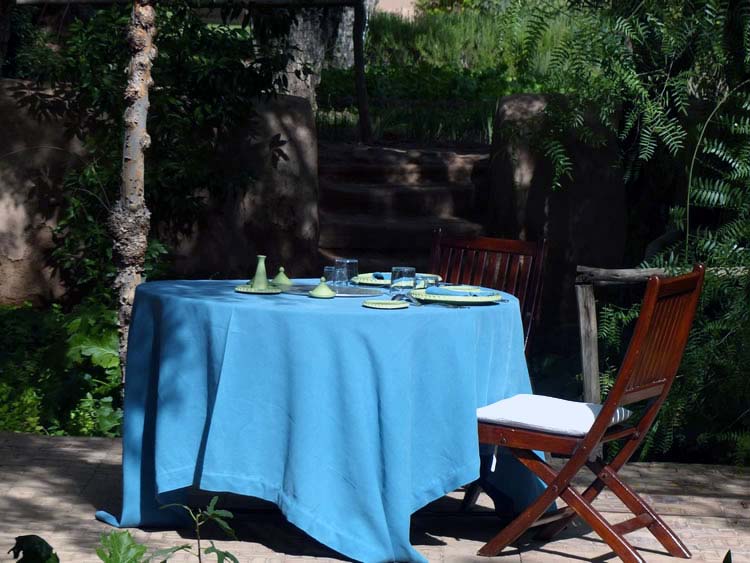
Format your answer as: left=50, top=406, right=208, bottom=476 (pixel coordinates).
left=97, top=279, right=544, bottom=562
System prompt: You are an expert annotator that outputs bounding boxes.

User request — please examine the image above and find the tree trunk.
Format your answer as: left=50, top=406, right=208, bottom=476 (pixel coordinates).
left=110, top=0, right=156, bottom=379
left=0, top=0, right=13, bottom=75
left=257, top=0, right=377, bottom=108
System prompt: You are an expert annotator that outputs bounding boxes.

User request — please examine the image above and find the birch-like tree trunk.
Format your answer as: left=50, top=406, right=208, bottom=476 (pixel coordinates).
left=110, top=0, right=156, bottom=378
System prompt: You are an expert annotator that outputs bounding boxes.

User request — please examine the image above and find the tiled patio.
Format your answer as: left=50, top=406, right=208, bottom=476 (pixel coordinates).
left=1, top=432, right=748, bottom=563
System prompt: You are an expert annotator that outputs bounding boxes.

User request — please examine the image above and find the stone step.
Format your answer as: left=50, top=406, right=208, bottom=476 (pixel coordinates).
left=319, top=213, right=483, bottom=250
left=319, top=161, right=487, bottom=186
left=319, top=181, right=474, bottom=218
left=319, top=142, right=490, bottom=167
left=318, top=248, right=433, bottom=274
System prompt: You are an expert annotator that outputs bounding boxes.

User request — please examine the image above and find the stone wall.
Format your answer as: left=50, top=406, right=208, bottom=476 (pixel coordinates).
left=0, top=79, right=79, bottom=305
left=166, top=94, right=319, bottom=281
left=482, top=93, right=627, bottom=327
left=0, top=80, right=319, bottom=304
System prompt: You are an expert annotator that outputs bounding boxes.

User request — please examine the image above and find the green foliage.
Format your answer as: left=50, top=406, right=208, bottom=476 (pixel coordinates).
left=2, top=2, right=289, bottom=437
left=598, top=80, right=750, bottom=464
left=95, top=532, right=149, bottom=563
left=0, top=299, right=122, bottom=437
left=94, top=495, right=239, bottom=563
left=95, top=531, right=190, bottom=563
left=317, top=6, right=563, bottom=143
left=9, top=497, right=235, bottom=562
left=318, top=62, right=511, bottom=143
left=12, top=1, right=289, bottom=296
left=8, top=535, right=59, bottom=563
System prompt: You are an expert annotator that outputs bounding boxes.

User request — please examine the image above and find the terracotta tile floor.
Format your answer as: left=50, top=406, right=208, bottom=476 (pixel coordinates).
left=1, top=432, right=748, bottom=562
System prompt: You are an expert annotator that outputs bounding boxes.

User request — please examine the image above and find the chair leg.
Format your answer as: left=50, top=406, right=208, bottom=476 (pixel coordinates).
left=476, top=483, right=560, bottom=557
left=555, top=481, right=647, bottom=563
left=461, top=481, right=482, bottom=511
left=538, top=460, right=691, bottom=560
left=517, top=451, right=646, bottom=563
left=590, top=462, right=691, bottom=559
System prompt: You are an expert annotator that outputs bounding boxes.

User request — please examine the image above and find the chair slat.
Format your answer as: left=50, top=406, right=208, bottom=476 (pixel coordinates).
left=429, top=232, right=547, bottom=350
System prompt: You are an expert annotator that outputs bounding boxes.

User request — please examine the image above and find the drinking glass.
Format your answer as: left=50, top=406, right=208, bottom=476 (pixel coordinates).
left=323, top=266, right=335, bottom=284
left=333, top=267, right=348, bottom=289
left=417, top=274, right=438, bottom=290
left=335, top=258, right=359, bottom=286
left=391, top=266, right=416, bottom=297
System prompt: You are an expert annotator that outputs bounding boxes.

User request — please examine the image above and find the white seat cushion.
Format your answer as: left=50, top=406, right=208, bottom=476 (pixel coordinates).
left=477, top=394, right=632, bottom=437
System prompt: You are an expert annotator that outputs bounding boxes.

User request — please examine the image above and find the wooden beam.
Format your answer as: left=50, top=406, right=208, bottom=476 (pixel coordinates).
left=576, top=283, right=600, bottom=404
left=576, top=265, right=747, bottom=285
left=352, top=0, right=372, bottom=143
left=576, top=266, right=666, bottom=285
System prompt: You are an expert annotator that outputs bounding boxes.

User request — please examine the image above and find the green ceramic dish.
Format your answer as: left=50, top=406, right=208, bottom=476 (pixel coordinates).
left=362, top=300, right=408, bottom=310
left=235, top=285, right=282, bottom=295
left=409, top=287, right=503, bottom=305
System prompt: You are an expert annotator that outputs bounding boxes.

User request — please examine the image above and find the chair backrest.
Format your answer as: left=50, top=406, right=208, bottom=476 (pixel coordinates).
left=606, top=265, right=705, bottom=408
left=430, top=231, right=547, bottom=349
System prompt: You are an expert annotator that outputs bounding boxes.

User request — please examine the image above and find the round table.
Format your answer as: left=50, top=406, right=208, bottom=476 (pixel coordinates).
left=97, top=279, right=541, bottom=563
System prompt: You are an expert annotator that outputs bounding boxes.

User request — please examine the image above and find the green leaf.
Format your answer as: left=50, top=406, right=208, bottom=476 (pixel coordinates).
left=211, top=516, right=238, bottom=540
left=68, top=331, right=120, bottom=371
left=95, top=531, right=148, bottom=563
left=7, top=535, right=59, bottom=563
left=203, top=542, right=239, bottom=563
left=147, top=544, right=192, bottom=562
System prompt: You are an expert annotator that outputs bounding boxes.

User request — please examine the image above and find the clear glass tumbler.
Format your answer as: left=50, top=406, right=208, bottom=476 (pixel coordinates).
left=335, top=258, right=359, bottom=286
left=391, top=266, right=416, bottom=298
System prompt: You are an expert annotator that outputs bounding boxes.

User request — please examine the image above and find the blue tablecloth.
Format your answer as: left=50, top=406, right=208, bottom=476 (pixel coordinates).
left=97, top=279, right=543, bottom=562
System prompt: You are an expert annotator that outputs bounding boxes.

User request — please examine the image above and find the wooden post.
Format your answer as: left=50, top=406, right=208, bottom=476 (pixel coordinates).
left=352, top=0, right=372, bottom=144
left=576, top=283, right=600, bottom=404
left=110, top=0, right=156, bottom=379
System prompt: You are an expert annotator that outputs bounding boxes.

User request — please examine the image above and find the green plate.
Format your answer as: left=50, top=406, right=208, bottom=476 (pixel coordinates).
left=235, top=285, right=282, bottom=294
left=410, top=287, right=503, bottom=305
left=362, top=299, right=408, bottom=310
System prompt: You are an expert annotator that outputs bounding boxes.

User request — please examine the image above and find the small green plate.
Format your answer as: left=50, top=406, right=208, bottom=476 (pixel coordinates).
left=362, top=299, right=408, bottom=310
left=235, top=285, right=282, bottom=295
left=410, top=287, right=503, bottom=305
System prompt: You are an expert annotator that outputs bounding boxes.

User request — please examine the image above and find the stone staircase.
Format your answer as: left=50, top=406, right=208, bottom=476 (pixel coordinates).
left=318, top=143, right=489, bottom=272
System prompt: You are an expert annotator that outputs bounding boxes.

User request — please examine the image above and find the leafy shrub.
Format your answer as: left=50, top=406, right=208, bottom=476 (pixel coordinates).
left=8, top=496, right=237, bottom=562
left=0, top=300, right=122, bottom=436
left=1, top=2, right=290, bottom=437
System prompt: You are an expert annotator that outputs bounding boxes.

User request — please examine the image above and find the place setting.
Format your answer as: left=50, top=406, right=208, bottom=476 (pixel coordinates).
left=362, top=266, right=508, bottom=310
left=234, top=255, right=509, bottom=308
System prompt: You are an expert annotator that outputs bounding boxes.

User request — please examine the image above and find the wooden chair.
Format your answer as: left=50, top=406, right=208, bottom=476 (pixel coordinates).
left=430, top=231, right=547, bottom=511
left=475, top=264, right=705, bottom=562
left=429, top=231, right=547, bottom=350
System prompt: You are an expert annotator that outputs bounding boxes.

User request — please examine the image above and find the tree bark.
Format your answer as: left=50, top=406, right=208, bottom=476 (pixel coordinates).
left=257, top=0, right=376, bottom=108
left=110, top=0, right=156, bottom=378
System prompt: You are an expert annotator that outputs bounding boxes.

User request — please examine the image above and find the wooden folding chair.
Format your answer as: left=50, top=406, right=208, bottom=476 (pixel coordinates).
left=430, top=230, right=547, bottom=510
left=475, top=264, right=705, bottom=562
left=430, top=230, right=546, bottom=350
